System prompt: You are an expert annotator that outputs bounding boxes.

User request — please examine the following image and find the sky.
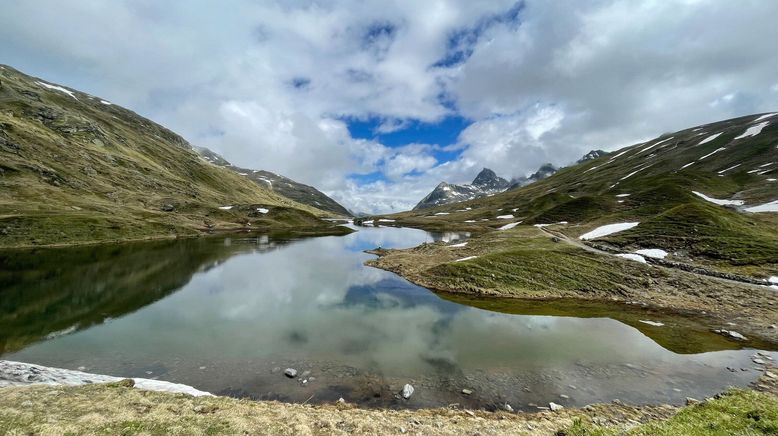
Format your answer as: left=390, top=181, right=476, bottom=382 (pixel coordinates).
left=2, top=0, right=778, bottom=214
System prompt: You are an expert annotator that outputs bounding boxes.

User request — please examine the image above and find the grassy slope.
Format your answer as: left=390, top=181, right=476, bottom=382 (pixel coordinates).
left=380, top=113, right=778, bottom=276
left=0, top=379, right=775, bottom=435
left=0, top=65, right=343, bottom=248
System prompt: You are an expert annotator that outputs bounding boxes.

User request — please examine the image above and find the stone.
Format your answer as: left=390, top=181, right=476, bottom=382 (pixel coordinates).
left=753, top=358, right=766, bottom=365
left=337, top=397, right=346, bottom=404
left=685, top=397, right=700, bottom=406
left=461, top=389, right=473, bottom=395
left=401, top=384, right=414, bottom=399
left=160, top=203, right=175, bottom=212
left=559, top=394, right=570, bottom=399
left=549, top=402, right=564, bottom=411
left=284, top=368, right=298, bottom=378
left=504, top=403, right=514, bottom=412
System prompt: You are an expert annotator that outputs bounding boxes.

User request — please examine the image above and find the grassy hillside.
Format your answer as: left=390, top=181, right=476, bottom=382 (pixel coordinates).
left=0, top=65, right=345, bottom=247
left=379, top=113, right=778, bottom=276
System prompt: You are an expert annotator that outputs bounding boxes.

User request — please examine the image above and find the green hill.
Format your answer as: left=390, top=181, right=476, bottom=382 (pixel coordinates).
left=379, top=113, right=778, bottom=275
left=0, top=65, right=346, bottom=248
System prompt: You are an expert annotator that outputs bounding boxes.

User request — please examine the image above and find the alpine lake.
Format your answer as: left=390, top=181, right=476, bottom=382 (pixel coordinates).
left=1, top=225, right=775, bottom=411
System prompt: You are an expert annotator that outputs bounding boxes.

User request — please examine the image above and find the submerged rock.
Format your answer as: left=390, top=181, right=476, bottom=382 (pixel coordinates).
left=401, top=384, right=414, bottom=399
left=461, top=389, right=473, bottom=395
left=713, top=329, right=747, bottom=341
left=284, top=368, right=298, bottom=378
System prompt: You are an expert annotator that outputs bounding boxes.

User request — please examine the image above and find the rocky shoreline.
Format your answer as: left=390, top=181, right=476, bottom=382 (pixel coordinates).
left=1, top=360, right=777, bottom=435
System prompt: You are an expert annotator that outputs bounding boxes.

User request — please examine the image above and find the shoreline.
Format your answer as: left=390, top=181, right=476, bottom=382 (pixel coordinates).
left=0, top=223, right=353, bottom=251
left=364, top=226, right=778, bottom=347
left=1, top=359, right=776, bottom=435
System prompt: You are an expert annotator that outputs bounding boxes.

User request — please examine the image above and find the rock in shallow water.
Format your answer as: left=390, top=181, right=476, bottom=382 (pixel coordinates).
left=549, top=402, right=564, bottom=411
left=284, top=368, right=298, bottom=378
left=401, top=384, right=414, bottom=399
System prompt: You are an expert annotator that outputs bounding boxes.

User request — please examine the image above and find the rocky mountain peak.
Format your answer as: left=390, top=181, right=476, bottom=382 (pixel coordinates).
left=472, top=168, right=510, bottom=191
left=578, top=149, right=607, bottom=163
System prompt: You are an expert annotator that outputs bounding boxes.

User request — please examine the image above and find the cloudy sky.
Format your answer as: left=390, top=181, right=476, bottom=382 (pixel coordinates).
left=2, top=1, right=778, bottom=213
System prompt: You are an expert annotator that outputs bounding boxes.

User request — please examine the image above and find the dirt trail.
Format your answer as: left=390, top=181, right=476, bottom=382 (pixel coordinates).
left=536, top=226, right=768, bottom=290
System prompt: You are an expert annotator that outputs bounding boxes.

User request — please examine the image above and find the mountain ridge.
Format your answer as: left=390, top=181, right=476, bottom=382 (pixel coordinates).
left=194, top=147, right=351, bottom=216
left=0, top=64, right=348, bottom=248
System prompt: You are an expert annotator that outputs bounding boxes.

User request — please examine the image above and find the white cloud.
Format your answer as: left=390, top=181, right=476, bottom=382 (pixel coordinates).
left=2, top=0, right=778, bottom=213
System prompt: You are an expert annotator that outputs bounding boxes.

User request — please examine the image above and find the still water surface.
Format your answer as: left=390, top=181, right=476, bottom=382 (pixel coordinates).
left=1, top=226, right=774, bottom=409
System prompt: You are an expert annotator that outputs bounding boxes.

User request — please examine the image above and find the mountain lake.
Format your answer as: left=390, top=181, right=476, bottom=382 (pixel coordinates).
left=1, top=225, right=775, bottom=410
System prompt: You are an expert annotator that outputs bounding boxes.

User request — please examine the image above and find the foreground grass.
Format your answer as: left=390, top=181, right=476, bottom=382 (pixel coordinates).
left=0, top=381, right=775, bottom=435
left=565, top=390, right=778, bottom=436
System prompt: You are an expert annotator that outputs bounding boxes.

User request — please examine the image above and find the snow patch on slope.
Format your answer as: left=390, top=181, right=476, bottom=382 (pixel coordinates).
left=734, top=122, right=769, bottom=139
left=692, top=191, right=744, bottom=206
left=35, top=81, right=78, bottom=99
left=579, top=222, right=639, bottom=240
left=745, top=200, right=778, bottom=213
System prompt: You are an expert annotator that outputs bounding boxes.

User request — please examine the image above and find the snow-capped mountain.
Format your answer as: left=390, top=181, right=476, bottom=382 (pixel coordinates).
left=413, top=168, right=510, bottom=210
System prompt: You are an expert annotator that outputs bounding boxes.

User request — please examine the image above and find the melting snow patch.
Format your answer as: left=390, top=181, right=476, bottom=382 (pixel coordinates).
left=639, top=320, right=664, bottom=327
left=362, top=220, right=374, bottom=225
left=692, top=191, right=744, bottom=206
left=616, top=253, right=647, bottom=263
left=607, top=149, right=631, bottom=162
left=640, top=136, right=673, bottom=153
left=455, top=256, right=478, bottom=262
left=534, top=224, right=551, bottom=228
left=744, top=200, right=778, bottom=213
left=583, top=165, right=600, bottom=173
left=698, top=147, right=726, bottom=161
left=697, top=133, right=723, bottom=145
left=256, top=208, right=269, bottom=214
left=718, top=164, right=741, bottom=174
left=734, top=122, right=770, bottom=139
left=464, top=220, right=477, bottom=223
left=378, top=219, right=395, bottom=222
left=768, top=179, right=777, bottom=182
left=635, top=249, right=668, bottom=259
left=768, top=276, right=778, bottom=284
left=753, top=113, right=778, bottom=122
left=435, top=212, right=450, bottom=216
left=499, top=222, right=521, bottom=231
left=35, top=81, right=78, bottom=99
left=100, top=100, right=112, bottom=105
left=579, top=222, right=639, bottom=240
left=496, top=214, right=514, bottom=219
left=0, top=360, right=212, bottom=396
left=615, top=194, right=631, bottom=198
left=218, top=206, right=233, bottom=210
left=620, top=164, right=652, bottom=180
left=450, top=242, right=468, bottom=248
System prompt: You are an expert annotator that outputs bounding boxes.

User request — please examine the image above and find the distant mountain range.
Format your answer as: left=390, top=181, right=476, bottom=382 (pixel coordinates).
left=413, top=156, right=606, bottom=210
left=413, top=168, right=509, bottom=210
left=194, top=147, right=350, bottom=216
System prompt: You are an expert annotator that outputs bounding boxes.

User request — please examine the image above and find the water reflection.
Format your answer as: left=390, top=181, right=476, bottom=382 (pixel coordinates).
left=1, top=227, right=774, bottom=409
